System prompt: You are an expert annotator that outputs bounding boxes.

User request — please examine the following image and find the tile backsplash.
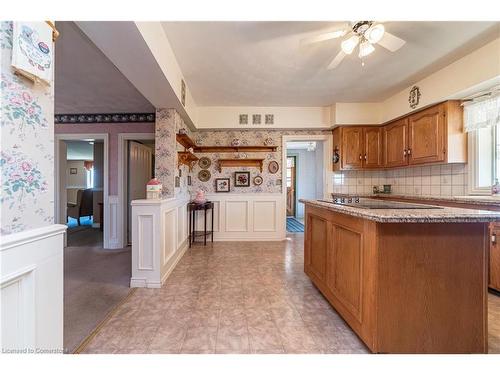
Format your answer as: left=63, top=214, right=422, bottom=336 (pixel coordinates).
left=332, top=164, right=468, bottom=197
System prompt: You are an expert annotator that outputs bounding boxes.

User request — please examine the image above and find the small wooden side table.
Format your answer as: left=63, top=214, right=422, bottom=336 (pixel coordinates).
left=188, top=201, right=214, bottom=247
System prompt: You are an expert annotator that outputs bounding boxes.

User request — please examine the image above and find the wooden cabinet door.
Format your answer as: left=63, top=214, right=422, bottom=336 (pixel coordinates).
left=363, top=127, right=383, bottom=168
left=326, top=224, right=363, bottom=322
left=384, top=118, right=409, bottom=167
left=408, top=104, right=446, bottom=165
left=490, top=223, right=500, bottom=291
left=304, top=212, right=328, bottom=283
left=341, top=127, right=363, bottom=169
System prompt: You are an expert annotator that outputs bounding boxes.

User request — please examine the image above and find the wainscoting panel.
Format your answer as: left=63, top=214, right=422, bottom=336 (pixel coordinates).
left=202, top=194, right=285, bottom=241
left=0, top=225, right=65, bottom=352
left=253, top=201, right=277, bottom=232
left=225, top=201, right=249, bottom=232
left=137, top=214, right=154, bottom=271
left=107, top=195, right=122, bottom=249
left=163, top=208, right=177, bottom=265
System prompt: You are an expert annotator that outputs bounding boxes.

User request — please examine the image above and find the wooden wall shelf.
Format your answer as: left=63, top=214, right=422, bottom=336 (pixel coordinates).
left=176, top=134, right=196, bottom=150
left=217, top=159, right=264, bottom=172
left=175, top=134, right=278, bottom=153
left=178, top=151, right=199, bottom=171
left=195, top=146, right=277, bottom=153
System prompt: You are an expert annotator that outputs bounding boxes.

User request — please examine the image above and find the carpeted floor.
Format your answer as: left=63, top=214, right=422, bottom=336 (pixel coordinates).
left=287, top=217, right=304, bottom=232
left=64, top=226, right=132, bottom=353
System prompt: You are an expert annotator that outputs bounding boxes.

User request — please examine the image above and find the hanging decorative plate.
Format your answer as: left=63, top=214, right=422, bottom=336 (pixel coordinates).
left=198, top=169, right=211, bottom=182
left=198, top=157, right=211, bottom=169
left=268, top=161, right=279, bottom=174
left=253, top=175, right=263, bottom=186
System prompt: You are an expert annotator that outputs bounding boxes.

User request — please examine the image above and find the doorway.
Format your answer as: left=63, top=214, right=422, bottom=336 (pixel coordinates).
left=286, top=156, right=297, bottom=217
left=282, top=135, right=332, bottom=234
left=127, top=139, right=155, bottom=244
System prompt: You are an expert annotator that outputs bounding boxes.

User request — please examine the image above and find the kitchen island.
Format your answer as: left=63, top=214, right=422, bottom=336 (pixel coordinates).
left=301, top=198, right=500, bottom=354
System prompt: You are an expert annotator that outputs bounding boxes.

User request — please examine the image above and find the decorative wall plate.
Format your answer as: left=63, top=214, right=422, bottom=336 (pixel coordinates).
left=198, top=169, right=211, bottom=182
left=268, top=161, right=279, bottom=174
left=253, top=175, right=263, bottom=186
left=198, top=157, right=211, bottom=169
left=231, top=138, right=241, bottom=147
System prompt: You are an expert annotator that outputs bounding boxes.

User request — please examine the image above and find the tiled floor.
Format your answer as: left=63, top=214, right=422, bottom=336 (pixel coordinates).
left=80, top=232, right=500, bottom=354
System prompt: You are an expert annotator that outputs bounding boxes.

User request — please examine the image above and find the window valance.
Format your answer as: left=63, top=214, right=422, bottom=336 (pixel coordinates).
left=464, top=94, right=500, bottom=132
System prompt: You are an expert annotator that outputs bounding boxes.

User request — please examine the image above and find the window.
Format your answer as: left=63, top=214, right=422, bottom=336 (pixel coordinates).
left=467, top=93, right=500, bottom=194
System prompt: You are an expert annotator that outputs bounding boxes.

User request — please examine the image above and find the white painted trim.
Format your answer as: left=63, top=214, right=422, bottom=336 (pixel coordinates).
left=281, top=134, right=332, bottom=232
left=468, top=130, right=493, bottom=195
left=117, top=133, right=155, bottom=249
left=54, top=133, right=110, bottom=248
left=0, top=224, right=67, bottom=251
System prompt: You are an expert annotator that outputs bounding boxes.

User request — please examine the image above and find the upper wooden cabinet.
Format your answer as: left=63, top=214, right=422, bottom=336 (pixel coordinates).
left=333, top=100, right=466, bottom=170
left=383, top=118, right=408, bottom=168
left=363, top=127, right=383, bottom=168
left=408, top=104, right=446, bottom=165
left=333, top=126, right=384, bottom=170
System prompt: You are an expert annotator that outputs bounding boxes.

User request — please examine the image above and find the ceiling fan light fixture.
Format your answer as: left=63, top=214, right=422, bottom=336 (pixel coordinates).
left=341, top=35, right=359, bottom=55
left=366, top=23, right=385, bottom=44
left=358, top=40, right=375, bottom=58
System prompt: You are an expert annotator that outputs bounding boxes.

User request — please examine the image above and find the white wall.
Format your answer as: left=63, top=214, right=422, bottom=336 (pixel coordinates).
left=66, top=160, right=87, bottom=188
left=288, top=146, right=324, bottom=218
left=196, top=106, right=331, bottom=129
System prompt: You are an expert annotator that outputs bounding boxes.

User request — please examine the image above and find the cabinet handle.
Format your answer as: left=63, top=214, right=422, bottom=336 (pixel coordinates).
left=364, top=154, right=367, bottom=160
left=492, top=234, right=497, bottom=244
left=407, top=148, right=412, bottom=155
left=359, top=154, right=362, bottom=160
left=403, top=149, right=407, bottom=156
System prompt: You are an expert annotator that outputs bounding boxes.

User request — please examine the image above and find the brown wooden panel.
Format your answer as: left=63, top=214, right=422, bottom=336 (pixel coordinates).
left=377, top=222, right=488, bottom=353
left=490, top=223, right=500, bottom=290
left=328, top=225, right=363, bottom=321
left=408, top=103, right=446, bottom=165
left=305, top=213, right=328, bottom=282
left=363, top=127, right=383, bottom=168
left=383, top=118, right=408, bottom=167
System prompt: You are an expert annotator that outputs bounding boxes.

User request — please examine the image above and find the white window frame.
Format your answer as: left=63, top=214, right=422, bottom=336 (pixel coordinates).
left=468, top=128, right=495, bottom=195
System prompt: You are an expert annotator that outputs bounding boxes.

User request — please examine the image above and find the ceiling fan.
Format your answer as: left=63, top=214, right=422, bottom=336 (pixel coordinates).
left=301, top=21, right=406, bottom=69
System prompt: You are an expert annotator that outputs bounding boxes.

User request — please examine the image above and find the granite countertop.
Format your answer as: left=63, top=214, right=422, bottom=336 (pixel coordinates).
left=330, top=193, right=500, bottom=207
left=301, top=198, right=500, bottom=223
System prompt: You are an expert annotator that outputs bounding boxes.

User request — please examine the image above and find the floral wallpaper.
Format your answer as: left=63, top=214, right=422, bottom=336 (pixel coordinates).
left=153, top=111, right=328, bottom=197
left=1, top=21, right=54, bottom=235
left=186, top=129, right=328, bottom=195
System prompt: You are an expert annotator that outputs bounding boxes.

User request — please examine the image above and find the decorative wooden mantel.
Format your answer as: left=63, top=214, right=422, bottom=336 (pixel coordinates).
left=217, top=159, right=264, bottom=172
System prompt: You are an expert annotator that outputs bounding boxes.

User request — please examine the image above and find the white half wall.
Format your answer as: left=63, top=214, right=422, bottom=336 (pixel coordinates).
left=193, top=194, right=285, bottom=241
left=1, top=225, right=66, bottom=353
left=130, top=197, right=190, bottom=288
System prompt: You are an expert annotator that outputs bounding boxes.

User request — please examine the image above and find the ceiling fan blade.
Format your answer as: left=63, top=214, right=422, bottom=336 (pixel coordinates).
left=300, top=24, right=350, bottom=46
left=377, top=31, right=406, bottom=52
left=327, top=50, right=346, bottom=70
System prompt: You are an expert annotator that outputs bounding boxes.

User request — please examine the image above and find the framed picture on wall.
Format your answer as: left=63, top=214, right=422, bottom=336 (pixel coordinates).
left=175, top=176, right=180, bottom=188
left=234, top=171, right=250, bottom=187
left=187, top=176, right=192, bottom=186
left=70, top=168, right=77, bottom=174
left=215, top=178, right=230, bottom=192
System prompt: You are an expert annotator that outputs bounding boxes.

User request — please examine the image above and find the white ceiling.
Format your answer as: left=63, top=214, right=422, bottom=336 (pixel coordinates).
left=55, top=22, right=154, bottom=114
left=162, top=21, right=500, bottom=106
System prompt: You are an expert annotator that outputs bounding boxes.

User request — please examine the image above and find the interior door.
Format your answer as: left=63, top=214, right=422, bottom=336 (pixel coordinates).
left=363, top=127, right=383, bottom=168
left=286, top=156, right=296, bottom=216
left=384, top=118, right=409, bottom=167
left=128, top=141, right=153, bottom=243
left=408, top=104, right=446, bottom=165
left=341, top=127, right=363, bottom=169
